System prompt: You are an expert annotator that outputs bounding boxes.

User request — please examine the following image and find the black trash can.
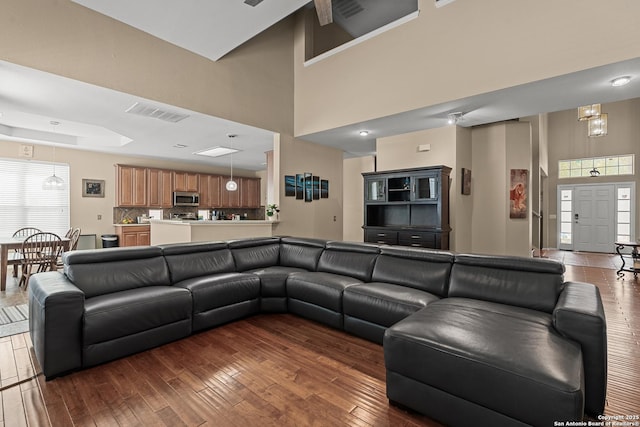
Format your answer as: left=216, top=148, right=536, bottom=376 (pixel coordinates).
left=101, top=234, right=119, bottom=248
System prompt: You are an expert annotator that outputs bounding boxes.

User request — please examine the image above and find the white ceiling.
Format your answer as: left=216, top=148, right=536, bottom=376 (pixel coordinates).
left=2, top=2, right=640, bottom=171
left=71, top=0, right=312, bottom=62
left=0, top=60, right=275, bottom=171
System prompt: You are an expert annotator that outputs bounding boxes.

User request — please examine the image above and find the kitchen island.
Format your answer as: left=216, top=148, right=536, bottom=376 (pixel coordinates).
left=149, top=219, right=278, bottom=245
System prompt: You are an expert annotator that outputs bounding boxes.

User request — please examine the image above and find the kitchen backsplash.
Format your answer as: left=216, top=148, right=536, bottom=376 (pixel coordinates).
left=113, top=207, right=265, bottom=224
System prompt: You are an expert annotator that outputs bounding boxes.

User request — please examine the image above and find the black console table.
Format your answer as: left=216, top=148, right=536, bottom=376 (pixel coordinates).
left=615, top=241, right=640, bottom=278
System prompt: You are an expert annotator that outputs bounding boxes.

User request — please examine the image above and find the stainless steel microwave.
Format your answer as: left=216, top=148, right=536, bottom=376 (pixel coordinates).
left=173, top=191, right=199, bottom=207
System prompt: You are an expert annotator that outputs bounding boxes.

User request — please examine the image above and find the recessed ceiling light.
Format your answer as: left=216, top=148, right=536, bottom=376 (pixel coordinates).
left=359, top=130, right=369, bottom=136
left=611, top=76, right=631, bottom=87
left=173, top=144, right=188, bottom=148
left=447, top=112, right=464, bottom=125
left=195, top=146, right=240, bottom=158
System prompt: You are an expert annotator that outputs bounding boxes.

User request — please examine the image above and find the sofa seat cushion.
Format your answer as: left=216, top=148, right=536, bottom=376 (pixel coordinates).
left=384, top=298, right=584, bottom=425
left=344, top=282, right=440, bottom=327
left=287, top=272, right=363, bottom=312
left=174, top=273, right=260, bottom=313
left=83, top=286, right=192, bottom=345
left=246, top=266, right=307, bottom=297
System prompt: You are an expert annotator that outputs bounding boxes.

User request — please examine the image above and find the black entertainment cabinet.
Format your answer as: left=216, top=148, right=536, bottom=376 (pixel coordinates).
left=362, top=165, right=451, bottom=249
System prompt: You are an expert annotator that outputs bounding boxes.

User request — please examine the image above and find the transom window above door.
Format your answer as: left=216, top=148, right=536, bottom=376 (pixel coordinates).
left=558, top=155, right=634, bottom=179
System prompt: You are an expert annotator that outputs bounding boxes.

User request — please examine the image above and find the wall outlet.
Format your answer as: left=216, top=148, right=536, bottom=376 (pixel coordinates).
left=97, top=214, right=102, bottom=220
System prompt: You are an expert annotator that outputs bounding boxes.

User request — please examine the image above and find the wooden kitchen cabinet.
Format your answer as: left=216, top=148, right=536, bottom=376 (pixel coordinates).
left=116, top=165, right=147, bottom=207
left=220, top=176, right=241, bottom=208
left=173, top=171, right=199, bottom=192
left=241, top=177, right=260, bottom=208
left=199, top=174, right=221, bottom=208
left=115, top=225, right=151, bottom=247
left=219, top=177, right=260, bottom=208
left=147, top=168, right=173, bottom=208
left=115, top=165, right=260, bottom=209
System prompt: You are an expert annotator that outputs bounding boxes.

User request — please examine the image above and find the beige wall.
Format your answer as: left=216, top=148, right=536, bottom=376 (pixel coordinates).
left=343, top=156, right=375, bottom=242
left=376, top=126, right=474, bottom=250
left=0, top=0, right=346, bottom=241
left=547, top=98, right=640, bottom=248
left=294, top=0, right=640, bottom=137
left=275, top=135, right=344, bottom=240
left=1, top=0, right=295, bottom=136
left=455, top=127, right=473, bottom=253
left=0, top=139, right=259, bottom=245
left=471, top=122, right=532, bottom=256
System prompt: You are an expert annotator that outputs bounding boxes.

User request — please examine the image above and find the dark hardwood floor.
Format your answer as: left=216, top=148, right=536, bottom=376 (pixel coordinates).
left=1, top=251, right=639, bottom=426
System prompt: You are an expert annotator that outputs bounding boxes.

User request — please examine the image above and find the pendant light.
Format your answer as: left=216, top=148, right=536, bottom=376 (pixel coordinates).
left=225, top=134, right=238, bottom=192
left=43, top=121, right=65, bottom=190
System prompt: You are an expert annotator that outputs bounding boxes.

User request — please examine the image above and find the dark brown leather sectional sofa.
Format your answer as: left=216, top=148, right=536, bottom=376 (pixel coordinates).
left=29, top=237, right=607, bottom=426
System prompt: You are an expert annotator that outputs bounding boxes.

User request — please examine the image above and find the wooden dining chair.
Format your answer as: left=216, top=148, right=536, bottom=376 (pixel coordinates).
left=19, top=232, right=63, bottom=288
left=69, top=228, right=81, bottom=251
left=8, top=227, right=42, bottom=278
left=56, top=227, right=81, bottom=268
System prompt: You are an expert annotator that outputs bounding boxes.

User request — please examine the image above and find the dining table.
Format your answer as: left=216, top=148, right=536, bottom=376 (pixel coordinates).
left=0, top=235, right=70, bottom=292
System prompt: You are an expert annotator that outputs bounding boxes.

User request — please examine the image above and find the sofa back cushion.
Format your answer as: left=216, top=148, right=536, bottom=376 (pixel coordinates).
left=229, top=237, right=281, bottom=271
left=449, top=254, right=565, bottom=313
left=317, top=241, right=380, bottom=282
left=279, top=237, right=326, bottom=271
left=372, top=247, right=454, bottom=297
left=63, top=246, right=170, bottom=298
left=161, top=241, right=235, bottom=283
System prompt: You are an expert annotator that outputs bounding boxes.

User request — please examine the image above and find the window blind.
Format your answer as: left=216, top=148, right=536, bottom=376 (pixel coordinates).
left=0, top=157, right=70, bottom=237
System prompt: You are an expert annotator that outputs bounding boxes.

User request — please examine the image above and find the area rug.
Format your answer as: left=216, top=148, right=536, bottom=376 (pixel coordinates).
left=0, top=304, right=29, bottom=338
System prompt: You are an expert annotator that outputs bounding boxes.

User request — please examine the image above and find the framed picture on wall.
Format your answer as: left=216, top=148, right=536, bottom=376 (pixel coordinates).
left=509, top=169, right=528, bottom=219
left=461, top=168, right=471, bottom=195
left=296, top=174, right=304, bottom=200
left=284, top=175, right=295, bottom=197
left=312, top=176, right=320, bottom=200
left=304, top=172, right=313, bottom=202
left=82, top=179, right=105, bottom=198
left=321, top=180, right=329, bottom=198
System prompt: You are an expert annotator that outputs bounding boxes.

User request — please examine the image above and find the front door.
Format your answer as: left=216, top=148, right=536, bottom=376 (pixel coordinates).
left=574, top=185, right=615, bottom=252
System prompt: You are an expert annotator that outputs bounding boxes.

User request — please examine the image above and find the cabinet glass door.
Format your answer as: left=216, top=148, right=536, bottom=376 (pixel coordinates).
left=366, top=179, right=386, bottom=202
left=413, top=176, right=438, bottom=200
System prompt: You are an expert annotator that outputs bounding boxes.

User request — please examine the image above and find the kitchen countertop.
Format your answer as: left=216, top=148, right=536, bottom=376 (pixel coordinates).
left=148, top=219, right=277, bottom=226
left=113, top=223, right=151, bottom=227
left=149, top=219, right=277, bottom=245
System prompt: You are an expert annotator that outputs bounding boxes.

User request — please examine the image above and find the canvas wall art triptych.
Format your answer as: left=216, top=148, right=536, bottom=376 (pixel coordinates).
left=284, top=174, right=328, bottom=202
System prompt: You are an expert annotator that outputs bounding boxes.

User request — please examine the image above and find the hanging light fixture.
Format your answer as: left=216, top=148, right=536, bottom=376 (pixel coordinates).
left=577, top=104, right=601, bottom=121
left=588, top=113, right=608, bottom=137
left=43, top=121, right=65, bottom=190
left=225, top=134, right=238, bottom=192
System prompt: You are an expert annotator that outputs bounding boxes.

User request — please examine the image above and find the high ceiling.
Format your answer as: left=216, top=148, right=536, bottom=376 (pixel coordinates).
left=1, top=1, right=640, bottom=170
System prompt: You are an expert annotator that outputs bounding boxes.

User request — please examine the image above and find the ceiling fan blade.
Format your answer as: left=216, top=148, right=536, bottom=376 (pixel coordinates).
left=314, top=0, right=333, bottom=26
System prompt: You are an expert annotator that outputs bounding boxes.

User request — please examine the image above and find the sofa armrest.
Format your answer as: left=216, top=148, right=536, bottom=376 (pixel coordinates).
left=553, top=281, right=607, bottom=416
left=29, top=271, right=85, bottom=379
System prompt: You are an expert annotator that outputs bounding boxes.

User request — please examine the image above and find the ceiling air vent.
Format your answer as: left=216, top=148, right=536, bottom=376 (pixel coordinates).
left=244, top=0, right=264, bottom=6
left=125, top=102, right=190, bottom=123
left=334, top=0, right=364, bottom=19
